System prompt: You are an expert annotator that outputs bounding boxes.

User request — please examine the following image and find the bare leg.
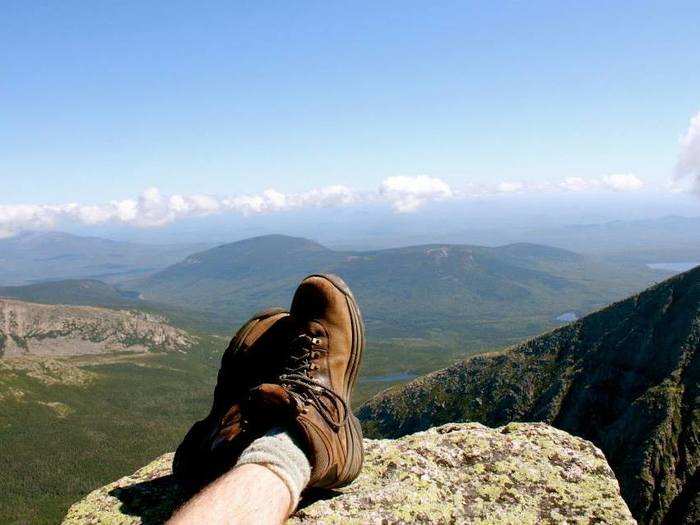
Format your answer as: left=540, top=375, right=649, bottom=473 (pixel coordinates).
left=168, top=464, right=291, bottom=525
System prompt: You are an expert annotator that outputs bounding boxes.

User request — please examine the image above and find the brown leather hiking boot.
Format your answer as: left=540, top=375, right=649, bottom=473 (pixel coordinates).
left=249, top=274, right=365, bottom=489
left=173, top=307, right=295, bottom=482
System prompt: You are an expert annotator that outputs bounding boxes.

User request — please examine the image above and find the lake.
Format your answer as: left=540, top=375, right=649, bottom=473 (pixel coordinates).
left=556, top=311, right=578, bottom=322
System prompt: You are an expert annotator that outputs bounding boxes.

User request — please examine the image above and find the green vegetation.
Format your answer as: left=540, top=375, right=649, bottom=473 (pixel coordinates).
left=0, top=331, right=420, bottom=524
left=0, top=235, right=684, bottom=524
left=3, top=235, right=665, bottom=381
left=359, top=267, right=700, bottom=525
left=137, top=237, right=661, bottom=340
left=0, top=279, right=139, bottom=309
left=135, top=235, right=662, bottom=363
left=0, top=336, right=223, bottom=525
left=0, top=325, right=476, bottom=523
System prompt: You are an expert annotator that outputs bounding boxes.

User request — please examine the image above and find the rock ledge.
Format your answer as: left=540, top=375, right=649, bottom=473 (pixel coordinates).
left=63, top=422, right=635, bottom=524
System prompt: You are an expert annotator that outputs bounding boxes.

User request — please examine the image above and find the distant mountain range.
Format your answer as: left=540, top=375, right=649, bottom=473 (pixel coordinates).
left=0, top=233, right=674, bottom=392
left=135, top=234, right=660, bottom=342
left=0, top=231, right=208, bottom=285
left=344, top=214, right=700, bottom=260
left=358, top=267, right=700, bottom=524
left=525, top=215, right=700, bottom=262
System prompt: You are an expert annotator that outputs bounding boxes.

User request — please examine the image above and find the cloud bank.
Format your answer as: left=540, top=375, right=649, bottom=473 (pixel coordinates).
left=676, top=110, right=700, bottom=195
left=558, top=174, right=644, bottom=193
left=379, top=176, right=453, bottom=212
left=0, top=174, right=647, bottom=237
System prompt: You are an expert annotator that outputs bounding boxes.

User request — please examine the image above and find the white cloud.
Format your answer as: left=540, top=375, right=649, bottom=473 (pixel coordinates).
left=221, top=185, right=360, bottom=215
left=601, top=173, right=645, bottom=191
left=379, top=176, right=453, bottom=212
left=0, top=173, right=651, bottom=236
left=496, top=181, right=525, bottom=193
left=558, top=174, right=644, bottom=192
left=0, top=184, right=368, bottom=237
left=559, top=177, right=593, bottom=192
left=676, top=110, right=700, bottom=195
left=0, top=204, right=62, bottom=237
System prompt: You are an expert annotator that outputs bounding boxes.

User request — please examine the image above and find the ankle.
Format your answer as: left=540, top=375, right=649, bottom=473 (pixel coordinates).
left=235, top=427, right=311, bottom=516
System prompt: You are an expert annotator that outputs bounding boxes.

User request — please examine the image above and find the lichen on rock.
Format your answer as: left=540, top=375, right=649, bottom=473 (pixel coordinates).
left=62, top=422, right=636, bottom=524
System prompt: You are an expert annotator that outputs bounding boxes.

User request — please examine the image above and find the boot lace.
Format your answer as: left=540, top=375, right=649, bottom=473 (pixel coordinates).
left=278, top=333, right=348, bottom=431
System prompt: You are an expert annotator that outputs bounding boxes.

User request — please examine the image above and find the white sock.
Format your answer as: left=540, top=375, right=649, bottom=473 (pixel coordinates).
left=235, top=427, right=311, bottom=515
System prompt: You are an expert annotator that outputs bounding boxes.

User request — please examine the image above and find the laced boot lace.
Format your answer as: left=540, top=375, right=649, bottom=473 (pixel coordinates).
left=278, top=333, right=348, bottom=431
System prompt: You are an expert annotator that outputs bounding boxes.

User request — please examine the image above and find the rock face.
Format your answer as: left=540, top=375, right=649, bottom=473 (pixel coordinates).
left=63, top=422, right=635, bottom=524
left=358, top=267, right=700, bottom=525
left=0, top=298, right=194, bottom=357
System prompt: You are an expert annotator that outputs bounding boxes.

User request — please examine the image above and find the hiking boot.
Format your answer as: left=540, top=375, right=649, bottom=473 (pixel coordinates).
left=173, top=307, right=294, bottom=482
left=249, top=274, right=365, bottom=489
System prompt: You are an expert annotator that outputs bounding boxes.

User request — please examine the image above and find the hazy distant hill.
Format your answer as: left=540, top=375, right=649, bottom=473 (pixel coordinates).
left=137, top=234, right=658, bottom=343
left=328, top=213, right=700, bottom=262
left=0, top=279, right=141, bottom=309
left=358, top=268, right=700, bottom=524
left=0, top=231, right=208, bottom=285
left=525, top=215, right=700, bottom=262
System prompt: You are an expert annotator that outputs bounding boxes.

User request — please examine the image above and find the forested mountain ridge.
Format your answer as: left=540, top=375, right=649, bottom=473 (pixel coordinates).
left=358, top=266, right=700, bottom=525
left=137, top=234, right=659, bottom=341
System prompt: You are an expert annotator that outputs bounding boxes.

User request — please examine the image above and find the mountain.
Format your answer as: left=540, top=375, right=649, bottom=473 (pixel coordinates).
left=0, top=279, right=141, bottom=309
left=358, top=267, right=700, bottom=524
left=0, top=298, right=194, bottom=358
left=135, top=234, right=660, bottom=385
left=0, top=231, right=208, bottom=285
left=137, top=234, right=657, bottom=336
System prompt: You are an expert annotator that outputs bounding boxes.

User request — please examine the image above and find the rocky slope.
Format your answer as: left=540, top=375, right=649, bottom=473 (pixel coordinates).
left=0, top=298, right=194, bottom=357
left=359, top=267, right=700, bottom=525
left=63, top=422, right=635, bottom=524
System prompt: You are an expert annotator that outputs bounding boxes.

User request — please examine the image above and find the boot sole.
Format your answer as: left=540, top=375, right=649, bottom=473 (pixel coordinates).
left=173, top=306, right=288, bottom=480
left=304, top=273, right=365, bottom=488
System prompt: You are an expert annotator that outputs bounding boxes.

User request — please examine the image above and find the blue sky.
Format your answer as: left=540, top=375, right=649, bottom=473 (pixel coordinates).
left=1, top=1, right=700, bottom=234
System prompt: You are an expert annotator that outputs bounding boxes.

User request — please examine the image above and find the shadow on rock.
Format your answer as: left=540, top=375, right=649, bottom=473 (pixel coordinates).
left=297, top=488, right=343, bottom=511
left=109, top=475, right=191, bottom=525
left=108, top=476, right=342, bottom=524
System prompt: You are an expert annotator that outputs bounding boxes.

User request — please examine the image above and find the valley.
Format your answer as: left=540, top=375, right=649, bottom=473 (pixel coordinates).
left=0, top=231, right=694, bottom=524
left=132, top=234, right=666, bottom=376
left=0, top=345, right=222, bottom=524
left=358, top=266, right=700, bottom=524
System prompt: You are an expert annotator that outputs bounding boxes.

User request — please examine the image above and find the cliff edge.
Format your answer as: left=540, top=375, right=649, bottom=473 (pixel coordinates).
left=63, top=422, right=635, bottom=524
